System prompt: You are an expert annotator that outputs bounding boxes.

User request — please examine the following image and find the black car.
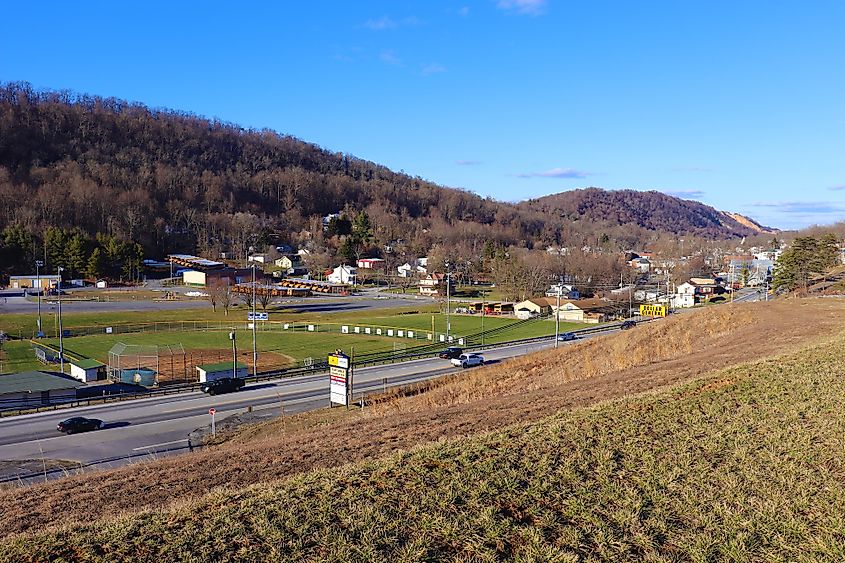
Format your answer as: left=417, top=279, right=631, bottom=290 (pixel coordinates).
left=57, top=417, right=103, bottom=434
left=201, top=377, right=245, bottom=395
left=438, top=346, right=464, bottom=360
left=620, top=320, right=637, bottom=330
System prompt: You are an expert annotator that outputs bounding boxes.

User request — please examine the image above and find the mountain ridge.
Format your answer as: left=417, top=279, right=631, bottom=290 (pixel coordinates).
left=521, top=188, right=777, bottom=238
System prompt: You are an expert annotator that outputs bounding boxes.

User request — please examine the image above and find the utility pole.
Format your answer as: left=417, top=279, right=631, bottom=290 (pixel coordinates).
left=229, top=331, right=238, bottom=379
left=35, top=260, right=43, bottom=335
left=251, top=264, right=257, bottom=378
left=57, top=266, right=65, bottom=374
left=554, top=277, right=561, bottom=348
left=730, top=262, right=735, bottom=303
left=445, top=262, right=451, bottom=342
left=481, top=299, right=485, bottom=346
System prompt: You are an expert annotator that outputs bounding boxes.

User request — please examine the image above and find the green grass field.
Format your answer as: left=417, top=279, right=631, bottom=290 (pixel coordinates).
left=0, top=302, right=442, bottom=338
left=1, top=312, right=584, bottom=374
left=4, top=323, right=845, bottom=559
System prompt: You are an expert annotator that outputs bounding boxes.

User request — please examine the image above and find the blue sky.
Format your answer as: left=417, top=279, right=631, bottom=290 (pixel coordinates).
left=2, top=0, right=844, bottom=230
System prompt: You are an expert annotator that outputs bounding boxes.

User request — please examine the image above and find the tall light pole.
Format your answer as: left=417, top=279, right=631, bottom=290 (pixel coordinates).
left=35, top=260, right=43, bottom=335
left=57, top=266, right=65, bottom=374
left=251, top=263, right=257, bottom=378
left=229, top=331, right=238, bottom=379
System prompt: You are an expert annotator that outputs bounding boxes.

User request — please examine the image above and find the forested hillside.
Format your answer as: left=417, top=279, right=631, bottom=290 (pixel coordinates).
left=523, top=188, right=774, bottom=238
left=0, top=83, right=766, bottom=279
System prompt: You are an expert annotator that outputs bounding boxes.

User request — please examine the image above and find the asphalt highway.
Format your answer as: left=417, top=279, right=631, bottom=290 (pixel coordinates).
left=0, top=336, right=583, bottom=481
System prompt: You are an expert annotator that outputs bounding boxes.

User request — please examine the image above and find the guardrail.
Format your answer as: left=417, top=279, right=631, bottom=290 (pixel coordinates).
left=0, top=320, right=640, bottom=417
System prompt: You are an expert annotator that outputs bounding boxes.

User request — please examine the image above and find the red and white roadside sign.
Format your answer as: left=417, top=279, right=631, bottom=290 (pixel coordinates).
left=208, top=408, right=216, bottom=415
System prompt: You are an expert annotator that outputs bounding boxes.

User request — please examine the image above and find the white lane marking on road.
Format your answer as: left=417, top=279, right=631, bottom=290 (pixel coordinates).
left=132, top=439, right=188, bottom=451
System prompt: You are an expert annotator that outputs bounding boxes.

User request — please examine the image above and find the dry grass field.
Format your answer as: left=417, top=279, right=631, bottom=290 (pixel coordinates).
left=1, top=299, right=845, bottom=560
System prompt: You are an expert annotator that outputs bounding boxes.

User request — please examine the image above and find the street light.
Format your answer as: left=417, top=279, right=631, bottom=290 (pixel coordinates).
left=57, top=266, right=65, bottom=374
left=229, top=331, right=238, bottom=379
left=35, top=260, right=43, bottom=335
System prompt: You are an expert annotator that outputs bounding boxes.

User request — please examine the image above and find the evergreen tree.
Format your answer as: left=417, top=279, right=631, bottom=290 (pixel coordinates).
left=65, top=233, right=86, bottom=278
left=44, top=226, right=67, bottom=270
left=772, top=235, right=839, bottom=292
left=86, top=247, right=107, bottom=279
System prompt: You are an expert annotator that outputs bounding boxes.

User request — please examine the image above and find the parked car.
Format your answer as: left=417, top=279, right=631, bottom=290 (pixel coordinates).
left=620, top=320, right=637, bottom=330
left=557, top=332, right=577, bottom=342
left=201, top=377, right=245, bottom=395
left=438, top=346, right=464, bottom=360
left=57, top=417, right=103, bottom=434
left=451, top=353, right=484, bottom=368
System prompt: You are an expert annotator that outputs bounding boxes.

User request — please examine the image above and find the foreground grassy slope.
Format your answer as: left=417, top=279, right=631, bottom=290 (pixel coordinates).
left=0, top=300, right=842, bottom=543
left=4, top=306, right=845, bottom=559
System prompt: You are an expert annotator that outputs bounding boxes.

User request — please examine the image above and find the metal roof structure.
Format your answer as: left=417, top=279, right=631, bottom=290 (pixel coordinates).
left=71, top=359, right=105, bottom=369
left=167, top=254, right=225, bottom=270
left=0, top=371, right=82, bottom=394
left=196, top=361, right=247, bottom=373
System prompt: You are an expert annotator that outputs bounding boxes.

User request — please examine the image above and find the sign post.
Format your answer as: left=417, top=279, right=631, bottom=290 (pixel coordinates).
left=209, top=408, right=216, bottom=436
left=328, top=351, right=350, bottom=407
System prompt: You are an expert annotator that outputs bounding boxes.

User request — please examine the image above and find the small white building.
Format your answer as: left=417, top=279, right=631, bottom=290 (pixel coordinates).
left=95, top=280, right=108, bottom=289
left=69, top=359, right=106, bottom=383
left=247, top=254, right=269, bottom=264
left=196, top=361, right=247, bottom=383
left=327, top=265, right=357, bottom=285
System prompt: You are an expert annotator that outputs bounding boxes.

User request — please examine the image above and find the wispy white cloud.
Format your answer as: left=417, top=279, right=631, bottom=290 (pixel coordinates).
left=363, top=15, right=421, bottom=30
left=421, top=63, right=447, bottom=75
left=364, top=16, right=397, bottom=30
left=497, top=0, right=548, bottom=16
left=748, top=201, right=845, bottom=214
left=516, top=167, right=590, bottom=179
left=668, top=166, right=715, bottom=173
left=456, top=160, right=482, bottom=166
left=663, top=189, right=706, bottom=199
left=379, top=50, right=403, bottom=66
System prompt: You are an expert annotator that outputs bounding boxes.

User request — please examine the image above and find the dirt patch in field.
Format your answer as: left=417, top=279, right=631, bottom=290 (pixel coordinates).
left=155, top=348, right=296, bottom=383
left=0, top=299, right=844, bottom=539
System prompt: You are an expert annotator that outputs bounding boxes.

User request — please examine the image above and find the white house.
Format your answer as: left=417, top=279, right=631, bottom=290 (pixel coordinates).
left=418, top=273, right=452, bottom=297
left=247, top=254, right=269, bottom=264
left=545, top=284, right=580, bottom=299
left=631, top=257, right=651, bottom=273
left=397, top=258, right=428, bottom=278
left=328, top=265, right=357, bottom=285
left=673, top=283, right=696, bottom=308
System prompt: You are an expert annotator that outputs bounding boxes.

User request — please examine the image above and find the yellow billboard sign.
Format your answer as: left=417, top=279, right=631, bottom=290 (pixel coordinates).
left=639, top=304, right=667, bottom=317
